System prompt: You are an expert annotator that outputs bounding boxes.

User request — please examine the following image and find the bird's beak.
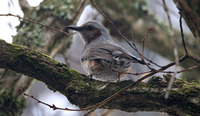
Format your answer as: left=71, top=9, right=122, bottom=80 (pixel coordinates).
left=65, top=26, right=82, bottom=31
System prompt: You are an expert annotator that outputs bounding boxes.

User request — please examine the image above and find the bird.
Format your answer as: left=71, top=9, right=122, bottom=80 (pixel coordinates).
left=66, top=21, right=146, bottom=82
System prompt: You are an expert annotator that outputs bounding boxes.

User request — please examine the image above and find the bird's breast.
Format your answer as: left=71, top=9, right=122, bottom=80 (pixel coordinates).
left=81, top=59, right=104, bottom=74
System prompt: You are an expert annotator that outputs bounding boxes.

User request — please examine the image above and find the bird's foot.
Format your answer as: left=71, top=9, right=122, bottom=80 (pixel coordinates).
left=88, top=74, right=93, bottom=80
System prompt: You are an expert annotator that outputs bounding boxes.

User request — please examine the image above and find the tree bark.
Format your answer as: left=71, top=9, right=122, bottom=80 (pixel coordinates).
left=0, top=39, right=200, bottom=115
left=173, top=0, right=200, bottom=42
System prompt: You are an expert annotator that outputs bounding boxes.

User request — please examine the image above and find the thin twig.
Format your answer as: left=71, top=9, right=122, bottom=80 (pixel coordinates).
left=131, top=31, right=156, bottom=69
left=19, top=87, right=111, bottom=112
left=18, top=89, right=85, bottom=111
left=162, top=0, right=179, bottom=99
left=111, top=68, right=151, bottom=76
left=142, top=27, right=152, bottom=58
left=0, top=13, right=69, bottom=35
left=131, top=31, right=143, bottom=59
left=126, top=71, right=151, bottom=75
left=18, top=88, right=107, bottom=112
left=179, top=16, right=188, bottom=54
left=187, top=54, right=200, bottom=62
left=159, top=64, right=200, bottom=74
left=142, top=27, right=153, bottom=69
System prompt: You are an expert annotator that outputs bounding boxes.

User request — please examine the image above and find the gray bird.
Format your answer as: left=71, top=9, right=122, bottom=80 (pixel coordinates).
left=66, top=21, right=146, bottom=82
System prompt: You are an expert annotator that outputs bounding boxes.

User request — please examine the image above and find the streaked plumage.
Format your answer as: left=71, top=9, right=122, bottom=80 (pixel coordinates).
left=66, top=21, right=145, bottom=82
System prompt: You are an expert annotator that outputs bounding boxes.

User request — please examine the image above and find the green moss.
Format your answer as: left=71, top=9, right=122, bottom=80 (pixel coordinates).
left=0, top=88, right=26, bottom=116
left=68, top=69, right=87, bottom=80
left=174, top=78, right=186, bottom=87
left=67, top=69, right=92, bottom=91
left=146, top=75, right=168, bottom=88
left=180, top=84, right=200, bottom=97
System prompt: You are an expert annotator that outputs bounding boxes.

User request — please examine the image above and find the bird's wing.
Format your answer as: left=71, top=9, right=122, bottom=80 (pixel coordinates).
left=82, top=43, right=145, bottom=64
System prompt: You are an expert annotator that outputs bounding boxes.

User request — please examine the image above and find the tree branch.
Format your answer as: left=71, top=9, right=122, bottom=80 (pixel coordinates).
left=0, top=39, right=200, bottom=115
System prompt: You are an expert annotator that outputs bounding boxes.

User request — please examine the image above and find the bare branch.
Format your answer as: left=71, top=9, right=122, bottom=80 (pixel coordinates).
left=142, top=27, right=153, bottom=58
left=142, top=27, right=153, bottom=69
left=160, top=64, right=200, bottom=74
left=18, top=89, right=84, bottom=111
left=179, top=16, right=188, bottom=54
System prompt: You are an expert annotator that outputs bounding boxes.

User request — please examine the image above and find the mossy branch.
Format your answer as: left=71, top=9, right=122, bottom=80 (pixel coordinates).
left=0, top=39, right=200, bottom=115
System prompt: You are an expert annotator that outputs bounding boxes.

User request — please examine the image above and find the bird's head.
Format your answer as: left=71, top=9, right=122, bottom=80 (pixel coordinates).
left=66, top=21, right=111, bottom=44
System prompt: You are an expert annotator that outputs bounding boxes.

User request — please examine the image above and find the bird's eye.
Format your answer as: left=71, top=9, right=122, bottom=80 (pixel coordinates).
left=87, top=25, right=94, bottom=30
